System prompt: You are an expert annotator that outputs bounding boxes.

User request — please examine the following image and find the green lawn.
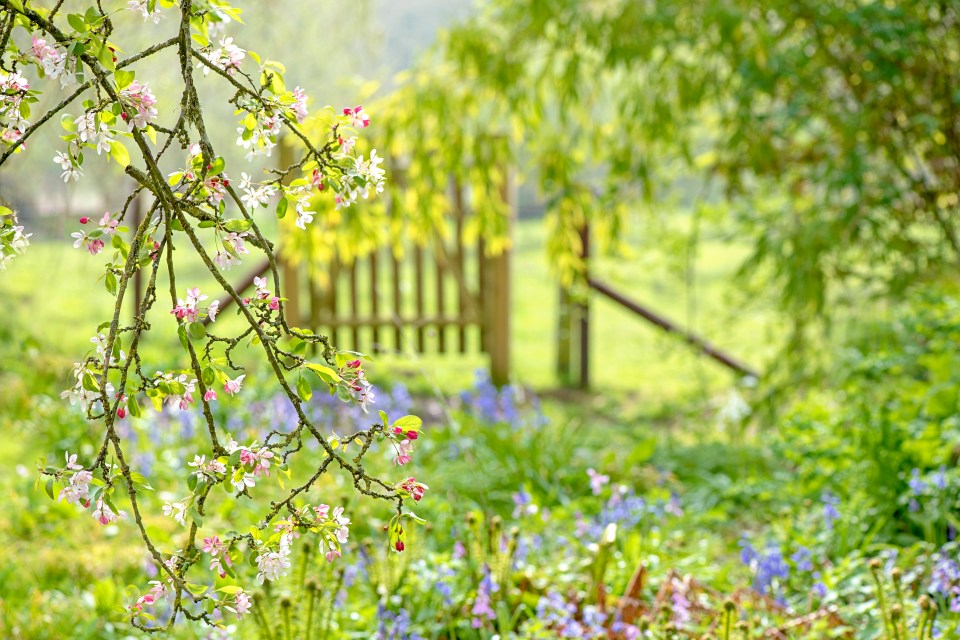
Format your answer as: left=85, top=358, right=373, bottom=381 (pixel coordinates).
left=0, top=216, right=778, bottom=409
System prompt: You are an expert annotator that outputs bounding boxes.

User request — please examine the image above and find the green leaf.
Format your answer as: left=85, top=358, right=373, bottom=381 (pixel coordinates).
left=304, top=362, right=341, bottom=383
left=82, top=372, right=99, bottom=393
left=296, top=374, right=312, bottom=402
left=105, top=271, right=117, bottom=295
left=223, top=219, right=252, bottom=232
left=44, top=478, right=55, bottom=500
left=114, top=69, right=135, bottom=90
left=177, top=324, right=189, bottom=351
left=0, top=206, right=12, bottom=217
left=217, top=585, right=243, bottom=595
left=109, top=140, right=130, bottom=167
left=392, top=415, right=422, bottom=432
left=95, top=40, right=116, bottom=71
left=276, top=196, right=288, bottom=219
left=210, top=156, right=225, bottom=175
left=188, top=508, right=204, bottom=527
left=67, top=13, right=86, bottom=33
left=129, top=471, right=153, bottom=491
left=187, top=321, right=207, bottom=341
left=185, top=582, right=208, bottom=596
left=128, top=396, right=142, bottom=419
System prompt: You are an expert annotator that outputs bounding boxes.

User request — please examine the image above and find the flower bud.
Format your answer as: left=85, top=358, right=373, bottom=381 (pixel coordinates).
left=79, top=216, right=90, bottom=224
left=117, top=407, right=126, bottom=419
left=395, top=540, right=404, bottom=552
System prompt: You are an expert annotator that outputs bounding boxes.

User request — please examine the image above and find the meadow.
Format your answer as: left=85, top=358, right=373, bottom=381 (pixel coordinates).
left=1, top=219, right=959, bottom=639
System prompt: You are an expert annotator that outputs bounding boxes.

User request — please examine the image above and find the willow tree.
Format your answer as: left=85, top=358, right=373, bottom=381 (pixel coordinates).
left=304, top=0, right=960, bottom=366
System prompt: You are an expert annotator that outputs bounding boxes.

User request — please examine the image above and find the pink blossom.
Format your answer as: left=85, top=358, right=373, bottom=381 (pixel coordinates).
left=203, top=389, right=217, bottom=401
left=87, top=238, right=105, bottom=255
left=65, top=451, right=83, bottom=470
left=587, top=468, right=610, bottom=496
left=92, top=497, right=127, bottom=525
left=31, top=35, right=63, bottom=76
left=398, top=477, right=428, bottom=502
left=291, top=86, right=308, bottom=123
left=234, top=590, right=252, bottom=618
left=269, top=296, right=280, bottom=310
left=253, top=276, right=271, bottom=300
left=120, top=81, right=158, bottom=130
left=202, top=535, right=224, bottom=555
left=394, top=439, right=413, bottom=466
left=343, top=105, right=369, bottom=128
left=207, top=299, right=220, bottom=322
left=98, top=212, right=119, bottom=235
left=58, top=470, right=92, bottom=506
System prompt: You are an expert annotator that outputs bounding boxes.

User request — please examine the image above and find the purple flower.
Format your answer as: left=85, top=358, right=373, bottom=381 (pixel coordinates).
left=812, top=572, right=828, bottom=599
left=822, top=492, right=840, bottom=530
left=791, top=547, right=813, bottom=572
left=934, top=466, right=948, bottom=491
left=909, top=468, right=927, bottom=495
left=739, top=537, right=757, bottom=566
left=375, top=605, right=423, bottom=640
left=745, top=542, right=790, bottom=596
left=470, top=566, right=497, bottom=628
left=512, top=488, right=537, bottom=518
left=931, top=553, right=960, bottom=594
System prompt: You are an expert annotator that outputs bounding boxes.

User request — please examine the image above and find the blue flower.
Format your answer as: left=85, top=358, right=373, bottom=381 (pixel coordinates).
left=934, top=466, right=948, bottom=491
left=909, top=468, right=927, bottom=495
left=790, top=546, right=813, bottom=572
left=822, top=492, right=840, bottom=530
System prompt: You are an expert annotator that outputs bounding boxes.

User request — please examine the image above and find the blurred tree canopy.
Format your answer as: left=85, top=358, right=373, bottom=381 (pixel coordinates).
left=295, top=0, right=959, bottom=348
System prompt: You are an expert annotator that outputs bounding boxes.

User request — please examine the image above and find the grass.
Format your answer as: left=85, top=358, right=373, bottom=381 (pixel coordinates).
left=0, top=215, right=780, bottom=411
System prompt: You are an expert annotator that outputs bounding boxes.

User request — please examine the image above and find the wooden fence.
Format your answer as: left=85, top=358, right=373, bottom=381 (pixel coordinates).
left=210, top=175, right=513, bottom=386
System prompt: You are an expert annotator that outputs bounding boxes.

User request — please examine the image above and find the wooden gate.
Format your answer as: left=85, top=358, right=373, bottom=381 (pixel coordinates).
left=211, top=177, right=513, bottom=386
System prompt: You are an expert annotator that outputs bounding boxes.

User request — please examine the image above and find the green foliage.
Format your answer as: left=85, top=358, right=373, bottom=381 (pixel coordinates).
left=305, top=0, right=960, bottom=361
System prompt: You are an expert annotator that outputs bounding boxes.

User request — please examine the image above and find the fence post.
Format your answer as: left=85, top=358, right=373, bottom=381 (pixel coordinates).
left=576, top=223, right=590, bottom=389
left=278, top=141, right=301, bottom=328
left=556, top=222, right=590, bottom=389
left=556, top=286, right=572, bottom=384
left=486, top=167, right=512, bottom=386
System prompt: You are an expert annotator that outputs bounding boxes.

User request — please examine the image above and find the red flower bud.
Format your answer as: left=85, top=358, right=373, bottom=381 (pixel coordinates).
left=117, top=407, right=126, bottom=419
left=79, top=216, right=90, bottom=224
left=395, top=540, right=404, bottom=552
left=406, top=430, right=418, bottom=440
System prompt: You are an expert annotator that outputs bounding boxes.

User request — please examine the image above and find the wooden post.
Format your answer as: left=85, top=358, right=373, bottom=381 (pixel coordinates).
left=486, top=168, right=512, bottom=386
left=454, top=182, right=468, bottom=353
left=370, top=251, right=380, bottom=353
left=556, top=285, right=572, bottom=384
left=577, top=223, right=590, bottom=389
left=278, top=141, right=301, bottom=327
